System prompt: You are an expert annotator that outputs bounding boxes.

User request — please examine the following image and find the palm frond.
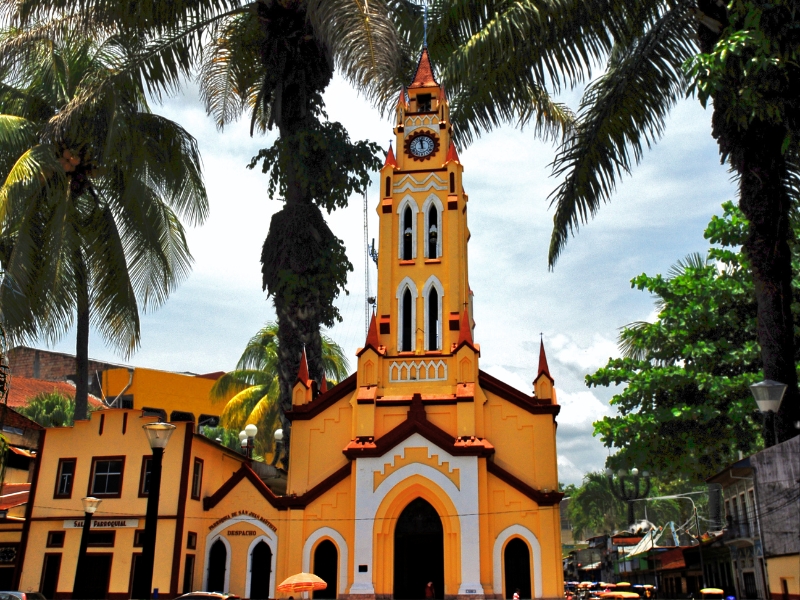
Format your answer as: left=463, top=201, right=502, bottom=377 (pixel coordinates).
left=547, top=2, right=696, bottom=267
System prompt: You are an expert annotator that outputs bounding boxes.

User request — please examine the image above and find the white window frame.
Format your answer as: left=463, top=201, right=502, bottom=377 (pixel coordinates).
left=422, top=194, right=444, bottom=258
left=397, top=195, right=419, bottom=260
left=422, top=275, right=444, bottom=351
left=396, top=277, right=418, bottom=351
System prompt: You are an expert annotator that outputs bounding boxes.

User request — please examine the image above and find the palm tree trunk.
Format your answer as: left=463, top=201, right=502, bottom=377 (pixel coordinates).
left=737, top=127, right=799, bottom=445
left=74, top=252, right=90, bottom=421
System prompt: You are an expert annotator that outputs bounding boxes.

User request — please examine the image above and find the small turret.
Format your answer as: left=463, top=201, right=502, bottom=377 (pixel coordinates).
left=292, top=348, right=314, bottom=406
left=445, top=140, right=460, bottom=165
left=384, top=143, right=398, bottom=169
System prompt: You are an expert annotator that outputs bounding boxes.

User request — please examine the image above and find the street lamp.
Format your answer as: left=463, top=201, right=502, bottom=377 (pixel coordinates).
left=271, top=428, right=284, bottom=467
left=749, top=379, right=787, bottom=447
left=132, top=422, right=176, bottom=599
left=605, top=467, right=651, bottom=527
left=72, top=497, right=102, bottom=599
left=240, top=424, right=258, bottom=458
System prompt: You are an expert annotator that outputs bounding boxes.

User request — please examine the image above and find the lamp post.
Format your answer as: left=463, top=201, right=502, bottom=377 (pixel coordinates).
left=72, top=497, right=102, bottom=599
left=240, top=424, right=258, bottom=458
left=271, top=428, right=284, bottom=467
left=749, top=379, right=787, bottom=448
left=131, top=422, right=176, bottom=599
left=605, top=467, right=651, bottom=527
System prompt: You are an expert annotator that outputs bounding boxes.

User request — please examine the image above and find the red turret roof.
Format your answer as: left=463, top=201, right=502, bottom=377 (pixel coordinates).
left=320, top=376, right=328, bottom=394
left=454, top=308, right=478, bottom=353
left=296, top=348, right=310, bottom=386
left=409, top=48, right=438, bottom=88
left=357, top=313, right=385, bottom=356
left=396, top=86, right=407, bottom=108
left=384, top=144, right=398, bottom=169
left=536, top=339, right=554, bottom=382
left=445, top=141, right=460, bottom=165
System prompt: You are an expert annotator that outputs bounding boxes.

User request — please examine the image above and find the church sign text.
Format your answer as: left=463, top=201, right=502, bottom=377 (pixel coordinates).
left=209, top=510, right=277, bottom=532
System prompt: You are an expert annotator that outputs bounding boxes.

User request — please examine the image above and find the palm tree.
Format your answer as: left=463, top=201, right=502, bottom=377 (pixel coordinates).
left=7, top=0, right=401, bottom=459
left=210, top=322, right=349, bottom=464
left=0, top=27, right=208, bottom=420
left=416, top=0, right=799, bottom=444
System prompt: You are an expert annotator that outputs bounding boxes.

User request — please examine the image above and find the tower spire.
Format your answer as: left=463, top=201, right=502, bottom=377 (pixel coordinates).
left=537, top=337, right=553, bottom=382
left=296, top=347, right=310, bottom=384
left=423, top=4, right=428, bottom=48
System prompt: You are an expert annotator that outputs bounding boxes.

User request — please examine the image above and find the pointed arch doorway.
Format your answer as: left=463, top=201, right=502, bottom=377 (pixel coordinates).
left=393, top=497, right=444, bottom=599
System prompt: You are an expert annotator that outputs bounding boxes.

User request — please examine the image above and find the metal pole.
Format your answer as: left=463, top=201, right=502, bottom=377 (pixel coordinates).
left=72, top=511, right=94, bottom=600
left=693, top=502, right=707, bottom=590
left=132, top=447, right=164, bottom=599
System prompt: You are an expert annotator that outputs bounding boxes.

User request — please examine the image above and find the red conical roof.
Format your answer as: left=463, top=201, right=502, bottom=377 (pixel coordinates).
left=409, top=48, right=438, bottom=88
left=296, top=348, right=310, bottom=385
left=384, top=144, right=398, bottom=169
left=458, top=308, right=473, bottom=346
left=357, top=313, right=384, bottom=357
left=320, top=376, right=328, bottom=394
left=536, top=339, right=554, bottom=382
left=445, top=141, right=460, bottom=165
left=396, top=86, right=407, bottom=108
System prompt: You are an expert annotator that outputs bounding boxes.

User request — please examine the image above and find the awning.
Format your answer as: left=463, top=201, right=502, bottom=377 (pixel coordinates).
left=581, top=562, right=602, bottom=570
left=8, top=446, right=35, bottom=458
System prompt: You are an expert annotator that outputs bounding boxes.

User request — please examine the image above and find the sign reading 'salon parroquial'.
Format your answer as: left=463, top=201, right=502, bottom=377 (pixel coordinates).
left=63, top=519, right=140, bottom=529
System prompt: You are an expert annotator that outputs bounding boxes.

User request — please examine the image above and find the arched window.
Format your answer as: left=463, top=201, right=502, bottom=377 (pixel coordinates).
left=207, top=539, right=227, bottom=592
left=402, top=206, right=413, bottom=260
left=313, top=540, right=338, bottom=599
left=402, top=289, right=412, bottom=351
left=449, top=172, right=455, bottom=194
left=504, top=538, right=531, bottom=599
left=427, top=205, right=439, bottom=258
left=249, top=541, right=272, bottom=599
left=422, top=195, right=443, bottom=259
left=422, top=276, right=443, bottom=351
left=427, top=288, right=439, bottom=350
left=385, top=176, right=391, bottom=198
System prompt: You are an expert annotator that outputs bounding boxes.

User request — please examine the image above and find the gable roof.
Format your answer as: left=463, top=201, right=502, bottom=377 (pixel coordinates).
left=343, top=394, right=494, bottom=458
left=478, top=370, right=560, bottom=416
left=285, top=373, right=358, bottom=421
left=8, top=376, right=103, bottom=409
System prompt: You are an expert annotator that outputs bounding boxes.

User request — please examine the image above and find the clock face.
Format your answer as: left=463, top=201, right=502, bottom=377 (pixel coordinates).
left=409, top=134, right=436, bottom=157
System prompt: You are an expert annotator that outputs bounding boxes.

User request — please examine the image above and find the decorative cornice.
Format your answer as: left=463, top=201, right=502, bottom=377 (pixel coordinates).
left=486, top=460, right=564, bottom=506
left=285, top=373, right=358, bottom=421
left=478, top=370, right=560, bottom=416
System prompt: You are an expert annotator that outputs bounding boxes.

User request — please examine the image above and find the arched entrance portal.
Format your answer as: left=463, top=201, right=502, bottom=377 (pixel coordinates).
left=504, top=538, right=531, bottom=599
left=393, top=497, right=444, bottom=599
left=313, top=539, right=338, bottom=599
left=207, top=539, right=227, bottom=592
left=249, top=540, right=272, bottom=599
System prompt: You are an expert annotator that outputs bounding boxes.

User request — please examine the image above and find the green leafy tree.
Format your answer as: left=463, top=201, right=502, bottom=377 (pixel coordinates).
left=589, top=203, right=799, bottom=481
left=416, top=0, right=800, bottom=443
left=16, top=390, right=98, bottom=427
left=210, top=322, right=349, bottom=464
left=9, top=0, right=401, bottom=465
left=0, top=28, right=208, bottom=420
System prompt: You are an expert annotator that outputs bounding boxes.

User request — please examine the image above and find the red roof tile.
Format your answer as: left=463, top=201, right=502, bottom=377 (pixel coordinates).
left=445, top=141, right=460, bottom=165
left=384, top=144, right=398, bottom=169
left=7, top=376, right=103, bottom=408
left=409, top=48, right=438, bottom=88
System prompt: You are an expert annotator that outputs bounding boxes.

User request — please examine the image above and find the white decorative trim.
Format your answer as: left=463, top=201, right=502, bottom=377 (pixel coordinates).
left=421, top=194, right=444, bottom=259
left=388, top=359, right=447, bottom=382
left=397, top=195, right=419, bottom=260
left=350, top=433, right=484, bottom=596
left=393, top=173, right=448, bottom=193
left=422, top=275, right=444, bottom=350
left=203, top=535, right=232, bottom=593
left=204, top=513, right=278, bottom=595
left=302, top=527, right=349, bottom=595
left=244, top=535, right=278, bottom=599
left=396, top=277, right=418, bottom=352
left=403, top=116, right=439, bottom=135
left=492, top=525, right=543, bottom=599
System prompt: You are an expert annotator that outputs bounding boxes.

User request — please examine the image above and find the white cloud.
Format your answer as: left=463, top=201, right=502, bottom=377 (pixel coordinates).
left=549, top=333, right=620, bottom=373
left=555, top=388, right=611, bottom=426
left=482, top=364, right=531, bottom=394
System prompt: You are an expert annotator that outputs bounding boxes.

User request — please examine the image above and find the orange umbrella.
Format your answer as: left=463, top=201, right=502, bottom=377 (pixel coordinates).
left=601, top=584, right=617, bottom=588
left=618, top=593, right=641, bottom=598
left=700, top=589, right=725, bottom=595
left=277, top=573, right=328, bottom=593
left=616, top=583, right=632, bottom=588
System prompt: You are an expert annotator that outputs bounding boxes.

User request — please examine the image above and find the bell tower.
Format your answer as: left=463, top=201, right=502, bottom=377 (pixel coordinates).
left=372, top=48, right=473, bottom=357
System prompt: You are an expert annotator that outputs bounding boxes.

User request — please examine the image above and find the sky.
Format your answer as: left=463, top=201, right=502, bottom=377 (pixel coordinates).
left=48, top=71, right=737, bottom=485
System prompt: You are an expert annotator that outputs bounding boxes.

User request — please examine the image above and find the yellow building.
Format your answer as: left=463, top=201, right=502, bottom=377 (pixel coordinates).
left=102, top=367, right=225, bottom=426
left=15, top=49, right=563, bottom=600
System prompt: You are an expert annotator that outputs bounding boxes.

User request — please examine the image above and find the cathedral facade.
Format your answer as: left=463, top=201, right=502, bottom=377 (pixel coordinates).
left=15, top=50, right=563, bottom=600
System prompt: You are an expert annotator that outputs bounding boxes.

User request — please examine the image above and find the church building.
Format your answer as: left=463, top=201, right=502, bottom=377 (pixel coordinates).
left=14, top=49, right=564, bottom=600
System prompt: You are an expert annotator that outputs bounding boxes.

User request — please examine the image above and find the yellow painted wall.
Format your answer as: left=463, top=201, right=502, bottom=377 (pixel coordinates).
left=766, top=555, right=800, bottom=599
left=103, top=367, right=224, bottom=421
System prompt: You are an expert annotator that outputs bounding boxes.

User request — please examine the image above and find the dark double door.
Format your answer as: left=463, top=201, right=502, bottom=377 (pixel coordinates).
left=393, top=498, right=444, bottom=600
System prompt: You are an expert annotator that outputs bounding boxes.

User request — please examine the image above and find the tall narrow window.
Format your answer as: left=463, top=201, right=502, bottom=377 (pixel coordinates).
left=401, top=289, right=412, bottom=351
left=191, top=458, right=204, bottom=500
left=385, top=176, right=391, bottom=198
left=427, top=206, right=439, bottom=258
left=449, top=172, right=455, bottom=194
left=402, top=206, right=413, bottom=260
left=427, top=288, right=439, bottom=350
left=139, top=456, right=152, bottom=497
left=54, top=458, right=76, bottom=498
